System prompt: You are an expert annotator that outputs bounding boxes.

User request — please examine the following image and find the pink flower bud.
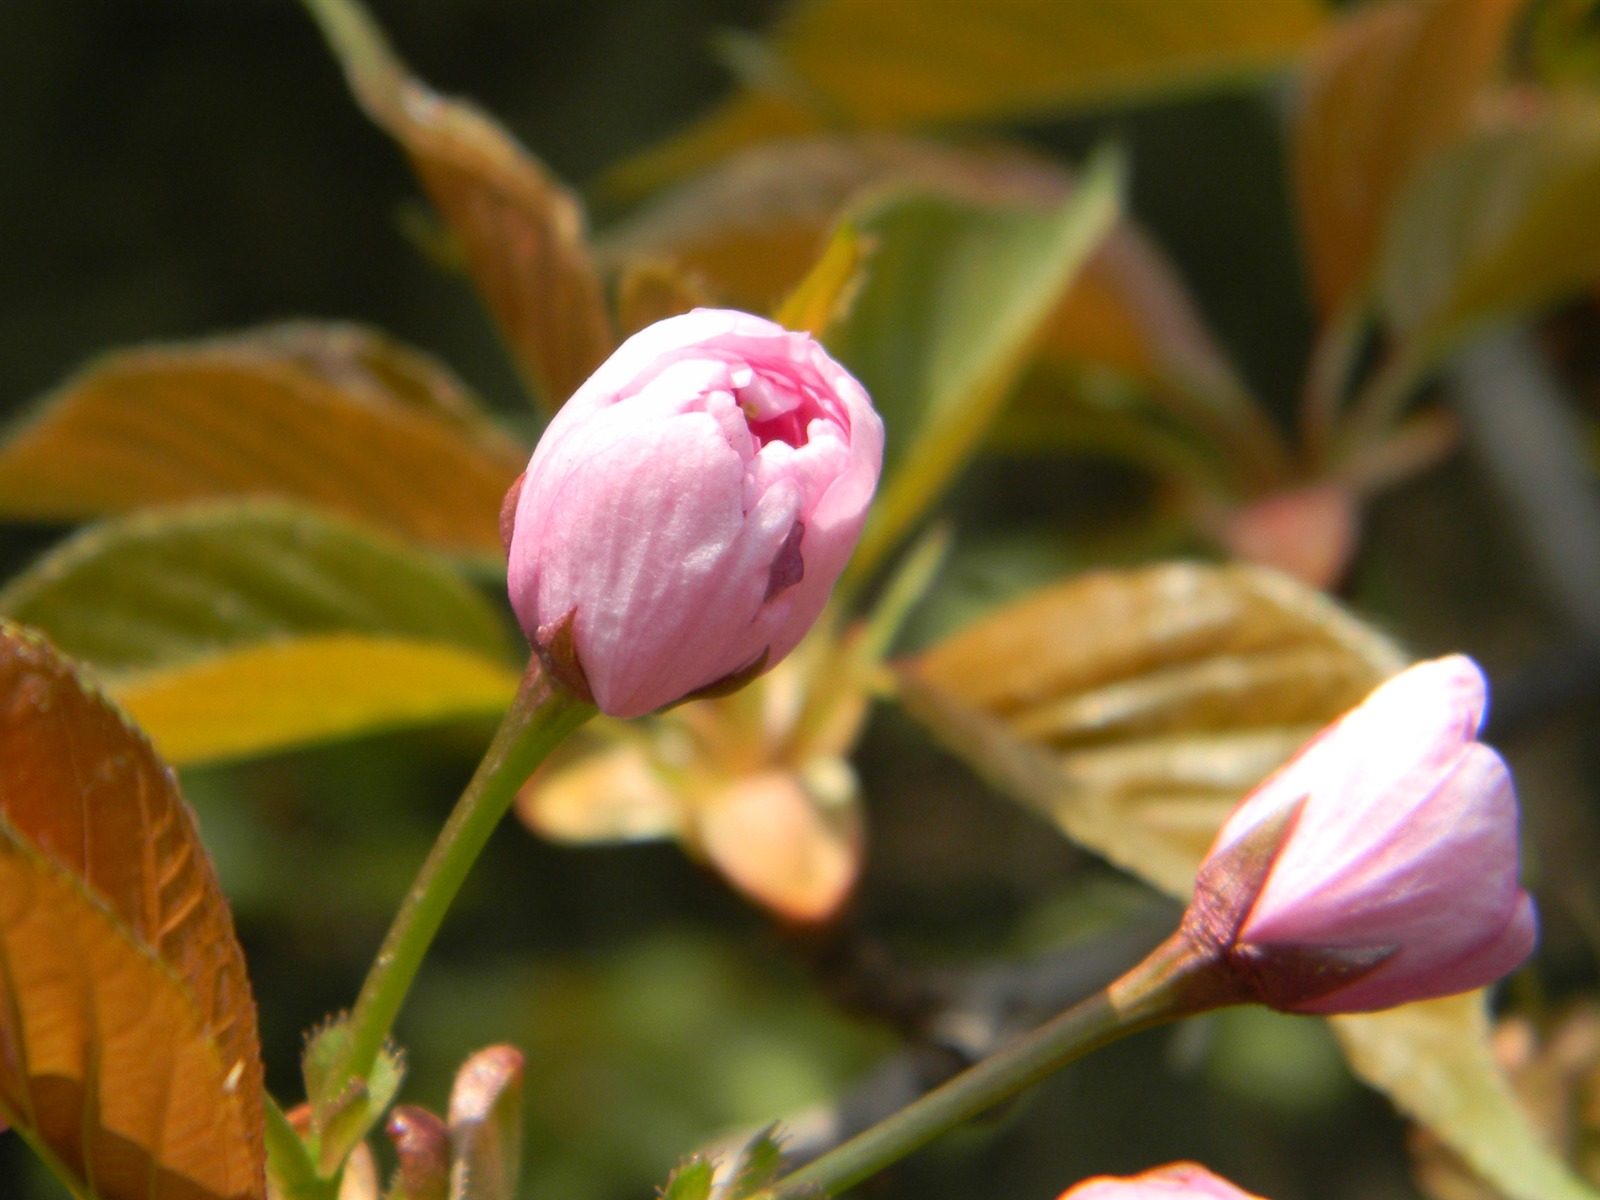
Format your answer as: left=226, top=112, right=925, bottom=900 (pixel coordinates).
left=1187, top=655, right=1536, bottom=1014
left=1060, top=1163, right=1266, bottom=1199
left=505, top=309, right=883, bottom=718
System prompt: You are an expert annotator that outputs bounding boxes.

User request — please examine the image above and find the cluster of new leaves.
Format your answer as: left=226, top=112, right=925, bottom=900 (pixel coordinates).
left=2, top=1, right=1600, bottom=1199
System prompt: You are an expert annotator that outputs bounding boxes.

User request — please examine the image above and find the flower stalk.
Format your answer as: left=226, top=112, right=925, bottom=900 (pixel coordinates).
left=334, top=668, right=595, bottom=1088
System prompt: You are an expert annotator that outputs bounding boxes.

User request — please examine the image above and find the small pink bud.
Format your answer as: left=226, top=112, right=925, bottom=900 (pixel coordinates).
left=1187, top=655, right=1537, bottom=1014
left=1060, top=1162, right=1266, bottom=1199
left=505, top=309, right=883, bottom=718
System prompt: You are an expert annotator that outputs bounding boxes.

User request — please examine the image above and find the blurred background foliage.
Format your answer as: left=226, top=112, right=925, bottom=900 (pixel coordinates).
left=2, top=2, right=1600, bottom=1200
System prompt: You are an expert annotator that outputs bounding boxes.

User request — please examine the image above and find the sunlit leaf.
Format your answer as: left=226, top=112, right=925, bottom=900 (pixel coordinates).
left=0, top=501, right=520, bottom=763
left=896, top=562, right=1595, bottom=1200
left=604, top=0, right=1324, bottom=197
left=828, top=149, right=1122, bottom=576
left=1335, top=997, right=1600, bottom=1200
left=305, top=0, right=614, bottom=407
left=117, top=636, right=518, bottom=766
left=896, top=562, right=1403, bottom=892
left=1291, top=0, right=1521, bottom=318
left=772, top=224, right=869, bottom=337
left=0, top=324, right=526, bottom=556
left=1378, top=100, right=1600, bottom=361
left=0, top=622, right=265, bottom=1199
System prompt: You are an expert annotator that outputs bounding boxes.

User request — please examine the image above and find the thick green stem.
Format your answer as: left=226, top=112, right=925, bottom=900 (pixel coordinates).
left=335, top=669, right=594, bottom=1087
left=767, top=933, right=1220, bottom=1199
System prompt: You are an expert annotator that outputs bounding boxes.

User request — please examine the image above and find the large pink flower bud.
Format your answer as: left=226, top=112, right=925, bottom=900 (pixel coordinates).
left=1186, top=655, right=1536, bottom=1014
left=504, top=309, right=883, bottom=718
left=1060, top=1163, right=1266, bottom=1199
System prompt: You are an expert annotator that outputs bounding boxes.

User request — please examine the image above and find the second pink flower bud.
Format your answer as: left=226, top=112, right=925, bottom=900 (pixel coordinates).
left=1185, top=654, right=1536, bottom=1014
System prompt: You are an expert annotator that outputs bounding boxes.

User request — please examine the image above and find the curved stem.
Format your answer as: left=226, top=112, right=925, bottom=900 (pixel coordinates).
left=766, top=933, right=1218, bottom=1199
left=335, top=669, right=594, bottom=1087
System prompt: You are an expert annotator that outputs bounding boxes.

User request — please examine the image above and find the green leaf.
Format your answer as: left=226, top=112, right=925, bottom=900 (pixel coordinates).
left=1378, top=101, right=1600, bottom=362
left=0, top=501, right=521, bottom=763
left=828, top=148, right=1122, bottom=577
left=603, top=0, right=1324, bottom=198
left=0, top=323, right=526, bottom=558
left=0, top=500, right=512, bottom=672
left=896, top=561, right=1598, bottom=1200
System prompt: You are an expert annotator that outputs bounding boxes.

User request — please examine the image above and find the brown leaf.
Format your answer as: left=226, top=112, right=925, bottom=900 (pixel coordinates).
left=694, top=769, right=862, bottom=923
left=614, top=263, right=716, bottom=338
left=1291, top=0, right=1522, bottom=319
left=307, top=0, right=614, bottom=408
left=0, top=324, right=526, bottom=555
left=0, top=621, right=264, bottom=1199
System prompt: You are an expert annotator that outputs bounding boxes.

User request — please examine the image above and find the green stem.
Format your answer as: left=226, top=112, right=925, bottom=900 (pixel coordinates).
left=334, top=668, right=594, bottom=1087
left=263, top=1092, right=339, bottom=1200
left=767, top=933, right=1217, bottom=1199
left=1300, top=301, right=1368, bottom=471
left=1331, top=343, right=1430, bottom=469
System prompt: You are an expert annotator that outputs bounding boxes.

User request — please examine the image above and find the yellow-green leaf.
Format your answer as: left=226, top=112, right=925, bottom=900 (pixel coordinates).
left=1378, top=100, right=1600, bottom=361
left=118, top=635, right=519, bottom=766
left=1291, top=0, right=1522, bottom=319
left=895, top=561, right=1596, bottom=1200
left=601, top=134, right=1278, bottom=488
left=772, top=223, right=870, bottom=337
left=305, top=0, right=614, bottom=407
left=604, top=0, right=1325, bottom=197
left=828, top=149, right=1122, bottom=577
left=0, top=324, right=526, bottom=556
left=0, top=501, right=521, bottom=763
left=0, top=622, right=265, bottom=1199
left=1335, top=997, right=1600, bottom=1200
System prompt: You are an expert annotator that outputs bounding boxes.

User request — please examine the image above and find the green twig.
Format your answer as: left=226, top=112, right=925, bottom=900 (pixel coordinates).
left=765, top=933, right=1213, bottom=1199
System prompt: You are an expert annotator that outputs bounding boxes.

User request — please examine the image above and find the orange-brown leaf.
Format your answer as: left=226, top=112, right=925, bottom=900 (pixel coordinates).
left=308, top=0, right=614, bottom=408
left=0, top=622, right=264, bottom=1199
left=0, top=324, right=526, bottom=555
left=1291, top=0, right=1523, bottom=318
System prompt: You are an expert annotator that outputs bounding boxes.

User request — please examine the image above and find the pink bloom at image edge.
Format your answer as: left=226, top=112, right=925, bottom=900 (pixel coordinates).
left=1061, top=1162, right=1267, bottom=1199
left=506, top=309, right=884, bottom=718
left=1196, top=654, right=1537, bottom=1014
